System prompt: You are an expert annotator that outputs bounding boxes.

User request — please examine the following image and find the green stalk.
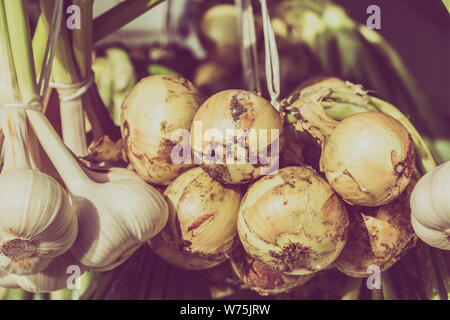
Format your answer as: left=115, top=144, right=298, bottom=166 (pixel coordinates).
left=31, top=15, right=46, bottom=80
left=443, top=0, right=450, bottom=14
left=4, top=0, right=40, bottom=106
left=93, top=0, right=166, bottom=42
left=359, top=26, right=448, bottom=140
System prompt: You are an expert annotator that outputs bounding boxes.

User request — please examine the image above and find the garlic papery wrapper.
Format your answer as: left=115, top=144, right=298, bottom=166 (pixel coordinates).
left=26, top=109, right=169, bottom=271
left=9, top=251, right=86, bottom=293
left=334, top=181, right=418, bottom=277
left=121, top=75, right=204, bottom=186
left=0, top=270, right=19, bottom=289
left=410, top=161, right=450, bottom=250
left=191, top=89, right=284, bottom=185
left=237, top=166, right=349, bottom=275
left=0, top=108, right=78, bottom=275
left=149, top=167, right=242, bottom=268
left=230, top=246, right=315, bottom=296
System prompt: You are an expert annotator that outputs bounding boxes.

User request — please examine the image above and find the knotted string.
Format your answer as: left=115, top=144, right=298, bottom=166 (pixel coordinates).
left=49, top=73, right=95, bottom=102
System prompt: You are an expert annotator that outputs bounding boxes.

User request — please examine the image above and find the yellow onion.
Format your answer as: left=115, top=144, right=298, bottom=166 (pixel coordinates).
left=191, top=89, right=284, bottom=185
left=200, top=4, right=241, bottom=66
left=237, top=166, right=348, bottom=275
left=230, top=246, right=315, bottom=296
left=148, top=167, right=242, bottom=269
left=284, top=87, right=415, bottom=206
left=334, top=181, right=417, bottom=277
left=121, top=75, right=204, bottom=186
left=320, top=112, right=415, bottom=206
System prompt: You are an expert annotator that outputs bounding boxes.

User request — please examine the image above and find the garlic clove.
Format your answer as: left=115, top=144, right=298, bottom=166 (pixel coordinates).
left=0, top=168, right=78, bottom=275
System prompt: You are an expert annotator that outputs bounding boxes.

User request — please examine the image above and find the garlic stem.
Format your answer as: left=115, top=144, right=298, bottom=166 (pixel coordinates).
left=40, top=0, right=88, bottom=156
left=26, top=110, right=91, bottom=189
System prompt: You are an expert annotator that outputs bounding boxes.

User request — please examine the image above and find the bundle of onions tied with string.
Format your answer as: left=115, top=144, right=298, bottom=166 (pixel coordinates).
left=0, top=0, right=449, bottom=301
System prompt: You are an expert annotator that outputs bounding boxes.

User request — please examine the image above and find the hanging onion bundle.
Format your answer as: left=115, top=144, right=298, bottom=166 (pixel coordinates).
left=237, top=166, right=348, bottom=275
left=149, top=167, right=243, bottom=269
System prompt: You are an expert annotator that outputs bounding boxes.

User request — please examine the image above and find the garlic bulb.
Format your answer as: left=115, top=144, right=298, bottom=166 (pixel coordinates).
left=0, top=109, right=78, bottom=275
left=410, top=161, right=450, bottom=250
left=334, top=181, right=418, bottom=277
left=191, top=89, right=284, bottom=185
left=26, top=110, right=169, bottom=271
left=200, top=4, right=241, bottom=66
left=10, top=251, right=86, bottom=293
left=237, top=166, right=348, bottom=275
left=149, top=167, right=242, bottom=269
left=230, top=246, right=315, bottom=296
left=121, top=75, right=204, bottom=186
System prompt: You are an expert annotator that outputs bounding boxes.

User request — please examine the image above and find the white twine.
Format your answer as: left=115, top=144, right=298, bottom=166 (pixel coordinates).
left=259, top=0, right=281, bottom=110
left=49, top=73, right=95, bottom=101
left=235, top=0, right=261, bottom=95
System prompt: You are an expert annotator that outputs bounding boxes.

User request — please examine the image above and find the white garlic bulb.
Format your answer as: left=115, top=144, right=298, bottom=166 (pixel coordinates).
left=0, top=169, right=78, bottom=275
left=26, top=110, right=169, bottom=271
left=410, top=161, right=450, bottom=250
left=0, top=110, right=78, bottom=275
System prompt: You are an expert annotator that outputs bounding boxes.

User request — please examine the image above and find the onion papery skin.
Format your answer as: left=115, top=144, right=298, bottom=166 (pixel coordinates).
left=121, top=75, right=204, bottom=186
left=191, top=89, right=284, bottom=185
left=320, top=112, right=415, bottom=207
left=149, top=167, right=242, bottom=268
left=230, top=247, right=315, bottom=296
left=334, top=181, right=417, bottom=278
left=237, top=166, right=349, bottom=275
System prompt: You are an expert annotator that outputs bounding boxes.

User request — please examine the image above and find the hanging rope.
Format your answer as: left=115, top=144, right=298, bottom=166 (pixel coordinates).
left=235, top=0, right=261, bottom=95
left=259, top=0, right=281, bottom=110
